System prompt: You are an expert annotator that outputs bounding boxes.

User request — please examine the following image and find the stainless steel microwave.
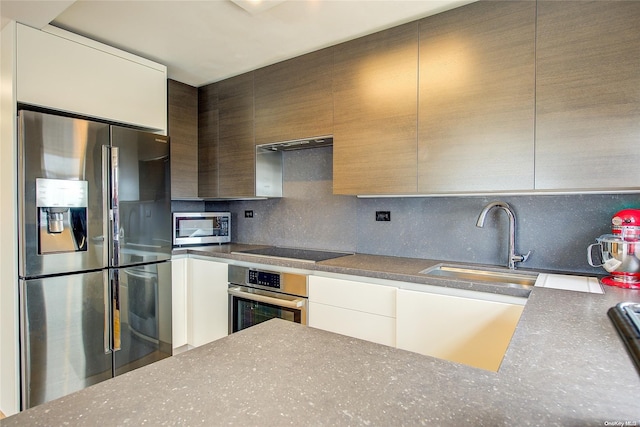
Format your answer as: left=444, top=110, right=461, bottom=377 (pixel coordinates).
left=173, top=212, right=231, bottom=246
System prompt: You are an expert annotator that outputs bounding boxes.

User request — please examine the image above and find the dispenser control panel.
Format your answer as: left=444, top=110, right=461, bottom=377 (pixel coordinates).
left=36, top=178, right=88, bottom=208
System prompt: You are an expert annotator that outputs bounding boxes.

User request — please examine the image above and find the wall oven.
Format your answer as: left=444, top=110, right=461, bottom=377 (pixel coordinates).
left=228, top=265, right=307, bottom=333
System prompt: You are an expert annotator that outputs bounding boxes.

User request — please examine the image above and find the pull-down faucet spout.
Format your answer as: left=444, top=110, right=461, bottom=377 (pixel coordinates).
left=476, top=201, right=531, bottom=270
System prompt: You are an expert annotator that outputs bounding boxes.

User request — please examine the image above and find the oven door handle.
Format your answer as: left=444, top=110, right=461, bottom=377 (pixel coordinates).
left=228, top=286, right=305, bottom=309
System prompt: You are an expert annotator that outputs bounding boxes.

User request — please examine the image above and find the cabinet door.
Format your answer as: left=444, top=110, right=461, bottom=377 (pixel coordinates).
left=333, top=23, right=418, bottom=195
left=396, top=289, right=523, bottom=372
left=255, top=48, right=333, bottom=144
left=171, top=257, right=188, bottom=349
left=218, top=74, right=256, bottom=197
left=168, top=79, right=198, bottom=199
left=198, top=83, right=219, bottom=198
left=17, top=24, right=166, bottom=131
left=535, top=1, right=640, bottom=190
left=308, top=276, right=396, bottom=346
left=188, top=258, right=229, bottom=348
left=417, top=1, right=535, bottom=193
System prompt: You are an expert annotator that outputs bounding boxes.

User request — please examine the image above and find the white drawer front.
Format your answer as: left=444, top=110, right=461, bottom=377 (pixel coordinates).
left=309, top=302, right=396, bottom=347
left=309, top=276, right=396, bottom=317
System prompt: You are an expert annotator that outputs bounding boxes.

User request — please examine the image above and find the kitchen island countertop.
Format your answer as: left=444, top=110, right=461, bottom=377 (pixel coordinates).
left=4, top=302, right=639, bottom=426
left=4, top=246, right=640, bottom=425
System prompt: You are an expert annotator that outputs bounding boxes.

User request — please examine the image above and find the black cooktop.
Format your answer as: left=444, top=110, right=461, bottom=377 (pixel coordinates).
left=233, top=247, right=353, bottom=263
left=608, top=302, right=640, bottom=374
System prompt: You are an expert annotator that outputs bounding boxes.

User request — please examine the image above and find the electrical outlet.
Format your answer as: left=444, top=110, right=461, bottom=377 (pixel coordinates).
left=244, top=210, right=254, bottom=218
left=376, top=211, right=391, bottom=221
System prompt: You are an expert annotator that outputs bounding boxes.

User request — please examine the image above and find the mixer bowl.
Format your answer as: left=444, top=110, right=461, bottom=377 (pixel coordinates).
left=588, top=234, right=640, bottom=274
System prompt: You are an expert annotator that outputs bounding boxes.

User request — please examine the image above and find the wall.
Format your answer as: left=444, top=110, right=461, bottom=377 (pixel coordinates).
left=0, top=21, right=19, bottom=416
left=172, top=147, right=640, bottom=275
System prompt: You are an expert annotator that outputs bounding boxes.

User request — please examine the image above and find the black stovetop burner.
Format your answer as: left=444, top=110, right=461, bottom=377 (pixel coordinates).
left=608, top=302, right=640, bottom=374
left=233, top=247, right=353, bottom=263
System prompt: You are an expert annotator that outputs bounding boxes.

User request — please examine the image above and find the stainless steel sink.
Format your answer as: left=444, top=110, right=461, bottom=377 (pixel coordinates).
left=420, top=263, right=539, bottom=289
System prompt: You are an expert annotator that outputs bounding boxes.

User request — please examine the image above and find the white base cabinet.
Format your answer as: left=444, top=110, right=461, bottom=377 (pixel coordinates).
left=396, top=289, right=524, bottom=372
left=188, top=258, right=229, bottom=348
left=171, top=257, right=229, bottom=351
left=171, top=257, right=188, bottom=349
left=177, top=260, right=524, bottom=371
left=308, top=276, right=396, bottom=347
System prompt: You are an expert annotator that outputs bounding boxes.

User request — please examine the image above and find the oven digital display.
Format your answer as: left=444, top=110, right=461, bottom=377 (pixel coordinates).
left=248, top=270, right=281, bottom=289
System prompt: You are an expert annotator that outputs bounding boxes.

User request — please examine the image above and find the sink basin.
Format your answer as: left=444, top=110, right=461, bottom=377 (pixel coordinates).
left=420, top=263, right=539, bottom=289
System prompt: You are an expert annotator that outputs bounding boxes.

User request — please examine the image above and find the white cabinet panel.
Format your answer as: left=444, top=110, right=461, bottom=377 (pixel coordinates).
left=308, top=275, right=396, bottom=347
left=171, top=257, right=188, bottom=349
left=309, top=302, right=395, bottom=347
left=17, top=24, right=166, bottom=131
left=309, top=276, right=395, bottom=317
left=396, top=289, right=524, bottom=372
left=188, top=258, right=228, bottom=348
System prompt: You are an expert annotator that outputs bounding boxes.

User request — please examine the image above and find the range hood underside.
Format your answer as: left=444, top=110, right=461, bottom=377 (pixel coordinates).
left=257, top=136, right=333, bottom=152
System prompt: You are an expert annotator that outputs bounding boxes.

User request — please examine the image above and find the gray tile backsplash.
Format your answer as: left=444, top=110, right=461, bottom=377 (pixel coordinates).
left=177, top=147, right=640, bottom=275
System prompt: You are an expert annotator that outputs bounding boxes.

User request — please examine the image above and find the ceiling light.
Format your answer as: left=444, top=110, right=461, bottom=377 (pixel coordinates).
left=229, top=0, right=287, bottom=15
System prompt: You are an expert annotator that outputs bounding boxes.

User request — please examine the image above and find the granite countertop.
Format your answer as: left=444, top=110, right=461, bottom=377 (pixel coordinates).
left=5, top=245, right=640, bottom=425
left=4, top=308, right=639, bottom=426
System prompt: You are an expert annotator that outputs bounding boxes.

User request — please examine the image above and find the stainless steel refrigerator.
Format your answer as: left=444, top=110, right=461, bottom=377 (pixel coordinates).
left=17, top=110, right=172, bottom=409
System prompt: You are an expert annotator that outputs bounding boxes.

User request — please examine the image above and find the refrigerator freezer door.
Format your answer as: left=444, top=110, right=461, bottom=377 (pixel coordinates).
left=113, top=261, right=172, bottom=376
left=20, top=270, right=112, bottom=409
left=110, top=126, right=171, bottom=266
left=18, top=110, right=109, bottom=278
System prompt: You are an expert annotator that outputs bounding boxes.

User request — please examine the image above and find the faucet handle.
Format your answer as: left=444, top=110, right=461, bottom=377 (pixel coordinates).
left=516, top=250, right=532, bottom=263
left=511, top=250, right=532, bottom=265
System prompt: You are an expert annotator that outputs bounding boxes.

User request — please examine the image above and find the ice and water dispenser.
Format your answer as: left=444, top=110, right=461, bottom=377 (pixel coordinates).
left=36, top=178, right=89, bottom=254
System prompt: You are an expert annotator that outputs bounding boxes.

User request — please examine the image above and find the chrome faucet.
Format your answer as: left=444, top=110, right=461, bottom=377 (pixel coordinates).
left=476, top=201, right=531, bottom=270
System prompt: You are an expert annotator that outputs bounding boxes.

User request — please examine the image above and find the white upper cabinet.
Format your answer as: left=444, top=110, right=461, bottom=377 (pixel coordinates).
left=16, top=24, right=167, bottom=132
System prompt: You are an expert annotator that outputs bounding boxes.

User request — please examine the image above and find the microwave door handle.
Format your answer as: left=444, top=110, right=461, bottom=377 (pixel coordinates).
left=228, top=287, right=305, bottom=309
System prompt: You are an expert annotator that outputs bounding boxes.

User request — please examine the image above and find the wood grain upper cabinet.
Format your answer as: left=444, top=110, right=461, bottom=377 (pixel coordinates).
left=254, top=48, right=333, bottom=144
left=168, top=79, right=198, bottom=199
left=535, top=1, right=640, bottom=191
left=198, top=82, right=219, bottom=198
left=333, top=23, right=419, bottom=195
left=218, top=73, right=256, bottom=197
left=417, top=1, right=536, bottom=194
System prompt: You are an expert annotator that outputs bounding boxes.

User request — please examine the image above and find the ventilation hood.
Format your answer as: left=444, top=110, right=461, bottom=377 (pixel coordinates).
left=255, top=135, right=333, bottom=198
left=256, top=135, right=333, bottom=152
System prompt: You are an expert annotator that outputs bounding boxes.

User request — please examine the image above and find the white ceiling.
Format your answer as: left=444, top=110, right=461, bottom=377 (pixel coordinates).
left=1, top=0, right=476, bottom=87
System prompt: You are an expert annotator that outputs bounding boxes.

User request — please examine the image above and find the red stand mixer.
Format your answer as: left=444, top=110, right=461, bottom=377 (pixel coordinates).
left=588, top=209, right=640, bottom=289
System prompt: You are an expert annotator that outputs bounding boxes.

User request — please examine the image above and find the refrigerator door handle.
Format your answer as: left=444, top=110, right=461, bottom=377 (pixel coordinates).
left=104, top=273, right=111, bottom=354
left=112, top=269, right=121, bottom=351
left=110, top=146, right=120, bottom=267
left=101, top=145, right=110, bottom=268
